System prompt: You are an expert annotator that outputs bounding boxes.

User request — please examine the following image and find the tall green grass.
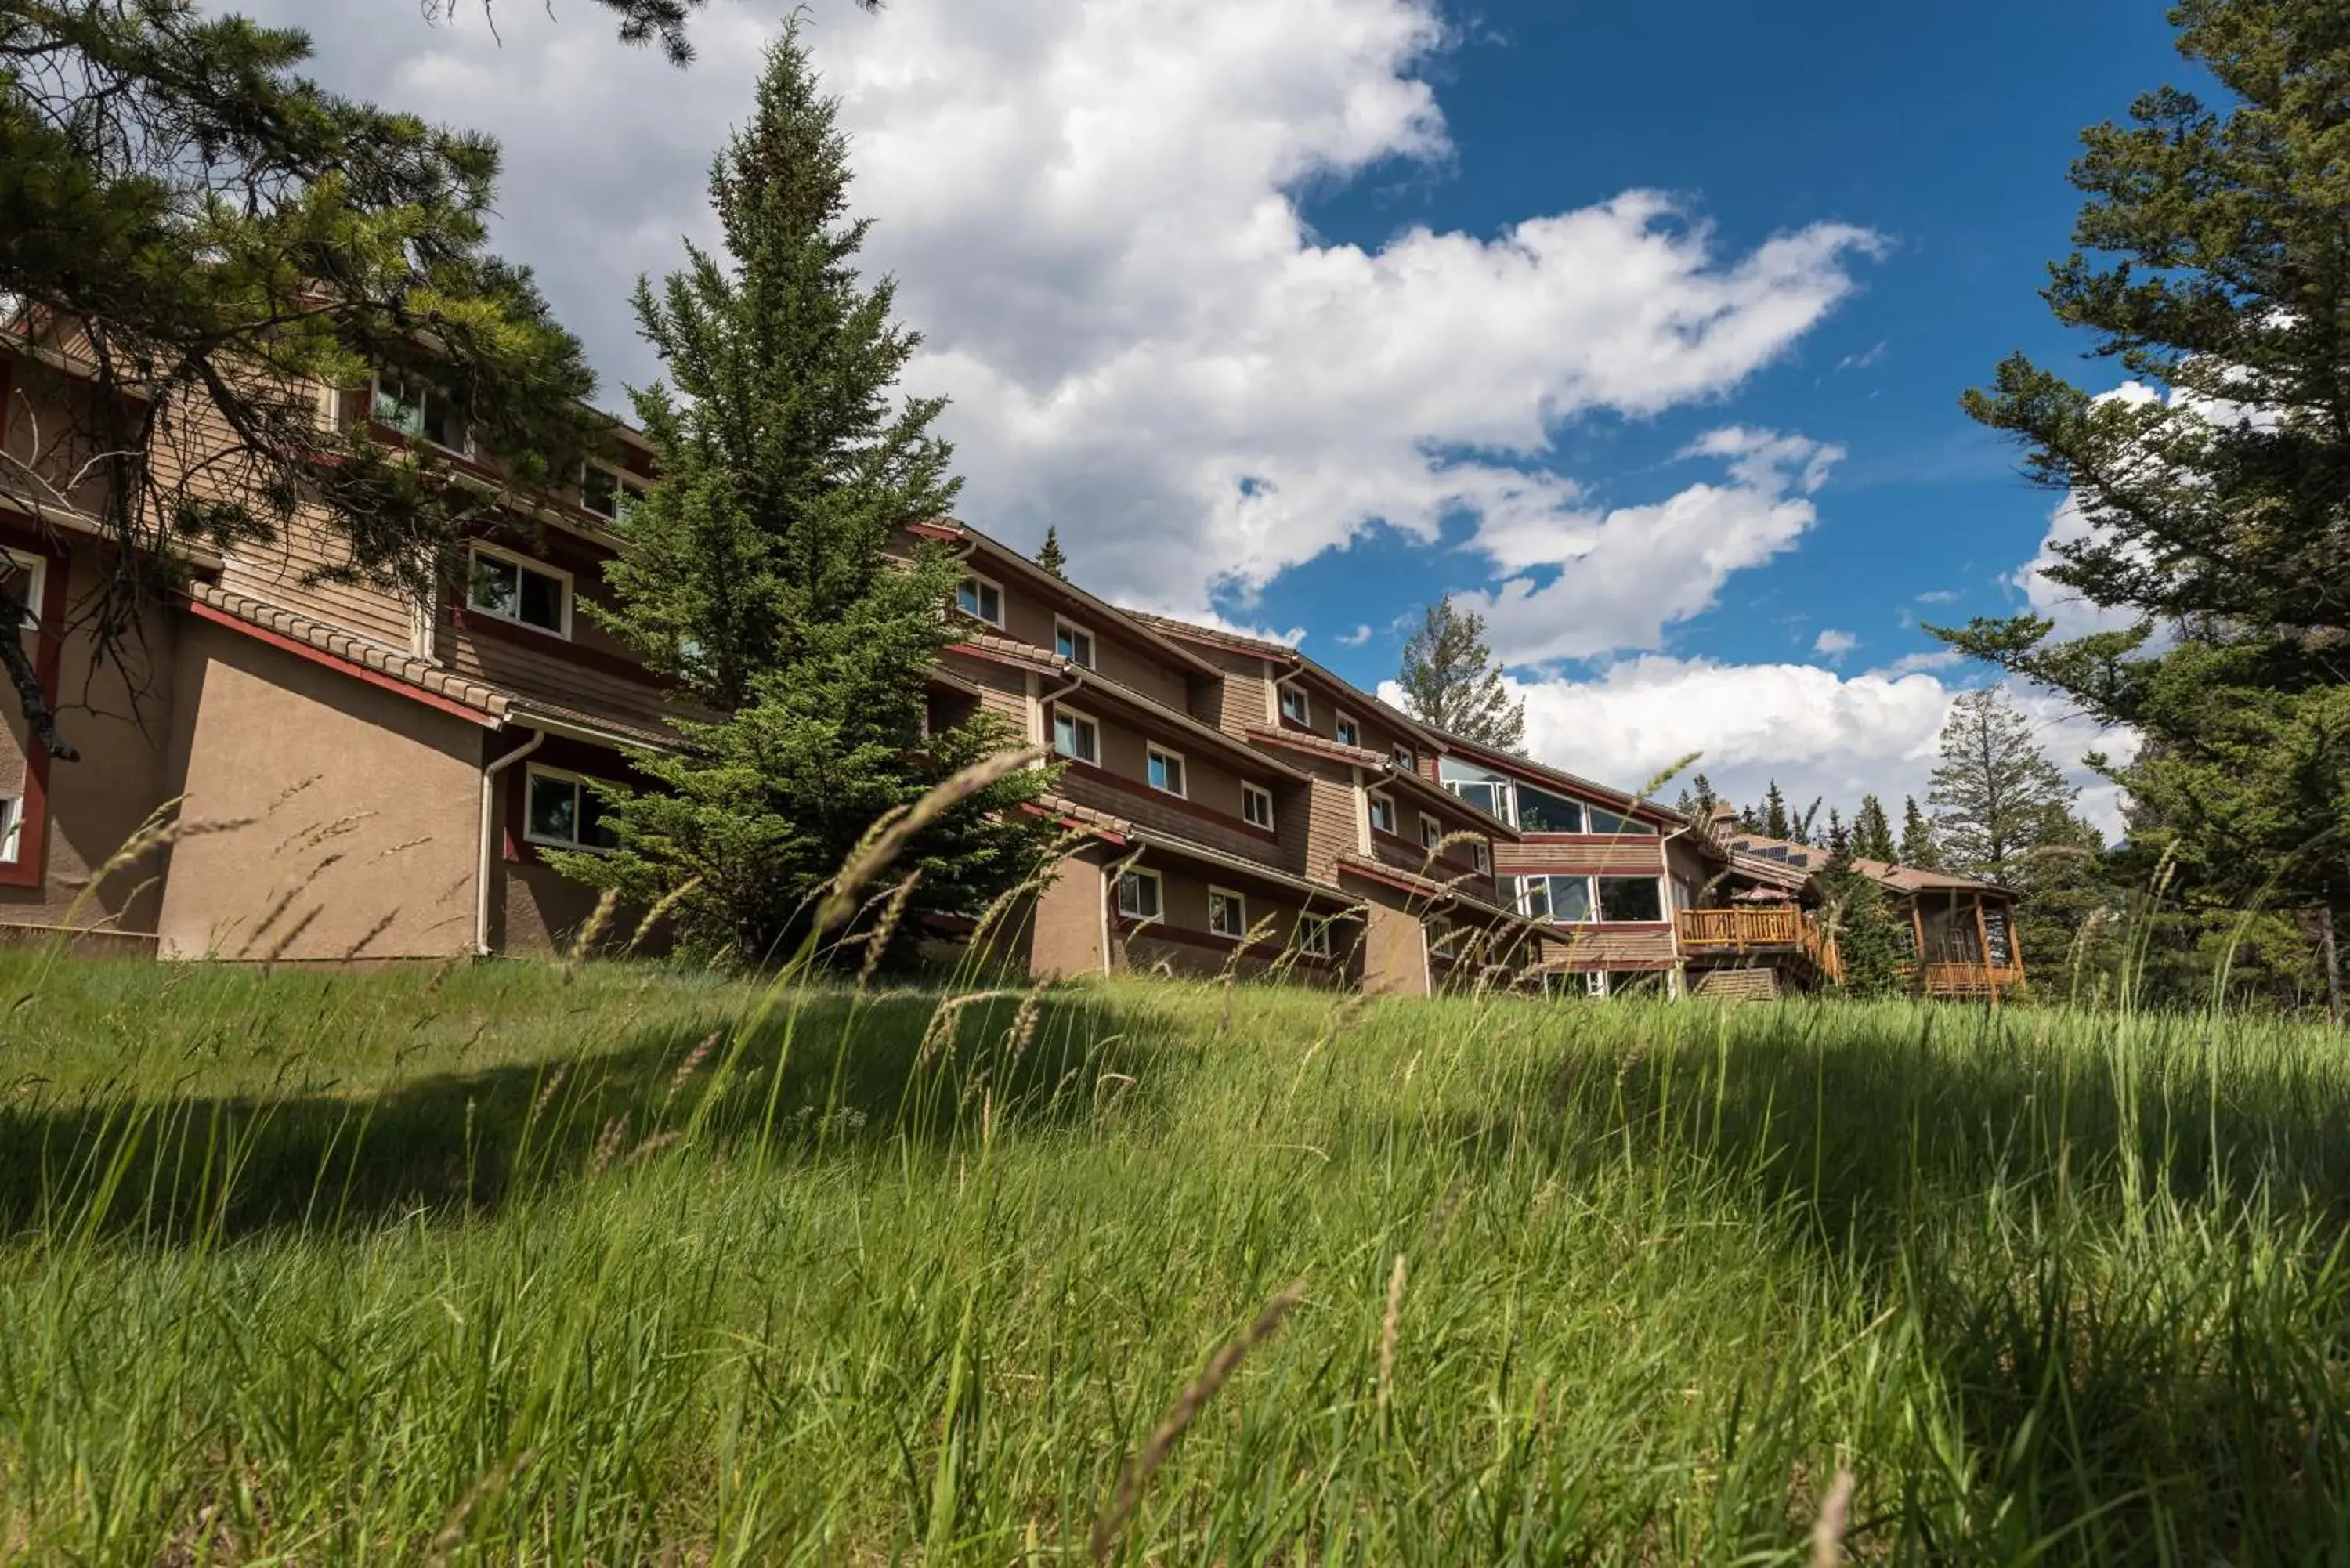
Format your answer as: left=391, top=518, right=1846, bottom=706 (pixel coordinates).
left=2, top=953, right=2347, bottom=1563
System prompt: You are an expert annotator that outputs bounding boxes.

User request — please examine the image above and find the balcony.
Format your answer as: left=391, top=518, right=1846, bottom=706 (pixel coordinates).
left=1677, top=905, right=1842, bottom=985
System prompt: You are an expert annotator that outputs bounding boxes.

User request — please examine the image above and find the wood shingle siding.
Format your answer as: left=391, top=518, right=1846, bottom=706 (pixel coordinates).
left=1498, top=838, right=1669, bottom=876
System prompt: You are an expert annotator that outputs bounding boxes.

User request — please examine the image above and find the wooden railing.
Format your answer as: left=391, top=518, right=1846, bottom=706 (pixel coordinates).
left=1677, top=907, right=1842, bottom=983
left=1897, top=960, right=2026, bottom=998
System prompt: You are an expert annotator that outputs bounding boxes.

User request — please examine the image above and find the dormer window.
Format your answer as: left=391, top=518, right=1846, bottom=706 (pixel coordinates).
left=373, top=371, right=472, bottom=457
left=956, top=573, right=1005, bottom=627
left=466, top=544, right=570, bottom=638
left=1278, top=684, right=1310, bottom=726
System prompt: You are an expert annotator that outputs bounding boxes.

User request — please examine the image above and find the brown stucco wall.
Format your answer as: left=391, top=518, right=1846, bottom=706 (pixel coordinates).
left=1, top=537, right=183, bottom=935
left=1029, top=843, right=1110, bottom=981
left=155, top=616, right=486, bottom=960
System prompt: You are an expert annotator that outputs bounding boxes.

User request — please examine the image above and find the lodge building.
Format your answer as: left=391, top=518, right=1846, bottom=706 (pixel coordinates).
left=1, top=322, right=2024, bottom=998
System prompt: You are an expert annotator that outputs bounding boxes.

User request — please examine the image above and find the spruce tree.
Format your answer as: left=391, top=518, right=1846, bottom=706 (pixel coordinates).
left=1851, top=794, right=1897, bottom=862
left=1927, top=688, right=2073, bottom=885
left=1932, top=0, right=2350, bottom=1008
left=1036, top=526, right=1068, bottom=579
left=1899, top=797, right=1940, bottom=869
left=1820, top=836, right=1908, bottom=996
left=1397, top=594, right=1526, bottom=750
left=560, top=25, right=1054, bottom=965
left=1762, top=782, right=1791, bottom=841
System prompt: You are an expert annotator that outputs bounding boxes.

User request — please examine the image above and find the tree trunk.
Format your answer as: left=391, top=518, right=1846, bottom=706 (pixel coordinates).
left=2322, top=905, right=2343, bottom=1028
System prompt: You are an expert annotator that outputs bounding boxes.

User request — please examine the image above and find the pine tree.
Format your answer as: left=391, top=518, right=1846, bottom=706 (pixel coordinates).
left=1762, top=782, right=1791, bottom=841
left=0, top=2, right=603, bottom=759
left=1931, top=0, right=2350, bottom=1014
left=1899, top=797, right=1940, bottom=869
left=1927, top=688, right=2073, bottom=885
left=559, top=25, right=1054, bottom=965
left=1851, top=794, right=1897, bottom=862
left=1036, top=526, right=1068, bottom=579
left=1826, top=807, right=1849, bottom=858
left=1396, top=594, right=1526, bottom=750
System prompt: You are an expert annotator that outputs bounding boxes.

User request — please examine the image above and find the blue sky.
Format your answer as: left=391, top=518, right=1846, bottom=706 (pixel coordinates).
left=255, top=0, right=2186, bottom=826
left=1267, top=0, right=2188, bottom=688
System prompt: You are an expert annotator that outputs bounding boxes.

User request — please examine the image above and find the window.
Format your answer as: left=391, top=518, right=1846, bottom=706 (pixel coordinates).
left=1147, top=744, right=1187, bottom=797
left=580, top=465, right=645, bottom=522
left=1278, top=684, right=1311, bottom=726
left=0, top=796, right=20, bottom=862
left=1419, top=814, right=1441, bottom=851
left=1055, top=619, right=1096, bottom=668
left=1470, top=840, right=1489, bottom=874
left=1368, top=792, right=1397, bottom=836
left=467, top=546, right=570, bottom=637
left=1241, top=782, right=1275, bottom=832
left=1333, top=713, right=1360, bottom=747
left=1393, top=744, right=1417, bottom=771
left=523, top=766, right=619, bottom=852
left=1586, top=970, right=1611, bottom=999
left=1115, top=867, right=1162, bottom=921
left=1053, top=707, right=1100, bottom=764
left=1208, top=886, right=1246, bottom=938
left=1596, top=876, right=1665, bottom=923
left=373, top=371, right=471, bottom=455
left=1447, top=779, right=1508, bottom=822
left=956, top=574, right=1005, bottom=627
left=1588, top=806, right=1657, bottom=836
left=1514, top=782, right=1587, bottom=835
left=1518, top=874, right=1594, bottom=923
left=1, top=548, right=44, bottom=633
left=1299, top=915, right=1334, bottom=959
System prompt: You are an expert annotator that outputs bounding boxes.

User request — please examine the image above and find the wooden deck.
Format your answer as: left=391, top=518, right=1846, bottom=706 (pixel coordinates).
left=1676, top=907, right=1842, bottom=985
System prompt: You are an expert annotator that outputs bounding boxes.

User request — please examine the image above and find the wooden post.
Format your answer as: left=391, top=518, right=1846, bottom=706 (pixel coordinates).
left=1907, top=896, right=1926, bottom=995
left=1972, top=897, right=1996, bottom=1010
left=2322, top=905, right=2343, bottom=1028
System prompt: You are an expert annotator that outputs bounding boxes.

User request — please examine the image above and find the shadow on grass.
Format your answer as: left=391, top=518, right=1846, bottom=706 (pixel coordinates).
left=1414, top=1002, right=2350, bottom=1563
left=0, top=983, right=1191, bottom=1244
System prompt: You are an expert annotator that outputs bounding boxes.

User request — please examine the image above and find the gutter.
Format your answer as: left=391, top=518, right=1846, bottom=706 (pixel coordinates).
left=475, top=728, right=545, bottom=956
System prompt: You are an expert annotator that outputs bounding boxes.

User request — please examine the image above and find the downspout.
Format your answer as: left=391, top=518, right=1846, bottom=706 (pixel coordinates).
left=476, top=728, right=545, bottom=957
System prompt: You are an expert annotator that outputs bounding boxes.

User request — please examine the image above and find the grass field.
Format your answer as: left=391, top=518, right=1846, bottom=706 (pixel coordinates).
left=2, top=952, right=2348, bottom=1563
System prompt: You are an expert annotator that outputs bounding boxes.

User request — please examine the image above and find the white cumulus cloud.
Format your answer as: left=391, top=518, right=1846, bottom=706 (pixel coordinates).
left=1813, top=628, right=1857, bottom=659
left=237, top=0, right=1881, bottom=623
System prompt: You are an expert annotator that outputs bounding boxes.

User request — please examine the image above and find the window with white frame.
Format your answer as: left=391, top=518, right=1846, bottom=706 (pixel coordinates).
left=1587, top=805, right=1658, bottom=836
left=1596, top=876, right=1666, bottom=922
left=1147, top=744, right=1186, bottom=797
left=1054, top=619, right=1096, bottom=668
left=1, top=547, right=45, bottom=633
left=0, top=796, right=20, bottom=862
left=1333, top=712, right=1360, bottom=747
left=467, top=545, right=570, bottom=637
left=372, top=370, right=472, bottom=455
left=1207, top=886, right=1246, bottom=938
left=580, top=464, right=646, bottom=522
left=523, top=765, right=619, bottom=851
left=1241, top=782, right=1275, bottom=832
left=1439, top=758, right=1515, bottom=826
left=1278, top=683, right=1310, bottom=726
left=1053, top=707, right=1100, bottom=764
left=1367, top=791, right=1397, bottom=836
left=1470, top=839, right=1490, bottom=874
left=956, top=573, right=1005, bottom=627
left=1419, top=813, right=1441, bottom=851
left=1299, top=915, right=1334, bottom=959
left=1517, top=873, right=1595, bottom=923
left=1393, top=744, right=1417, bottom=771
left=1115, top=867, right=1162, bottom=921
